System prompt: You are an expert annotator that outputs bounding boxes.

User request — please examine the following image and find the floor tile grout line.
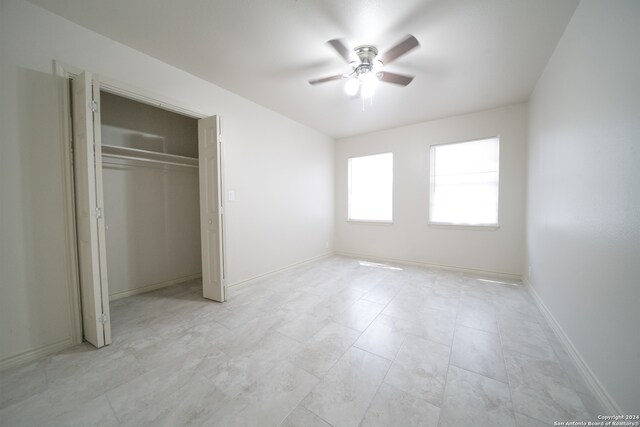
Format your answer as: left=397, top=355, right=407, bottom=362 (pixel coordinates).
left=356, top=349, right=395, bottom=427
left=104, top=391, right=123, bottom=425
left=436, top=293, right=462, bottom=427
left=495, top=306, right=521, bottom=426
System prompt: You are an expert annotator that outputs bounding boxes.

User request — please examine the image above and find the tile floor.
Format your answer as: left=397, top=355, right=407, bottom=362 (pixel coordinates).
left=0, top=256, right=605, bottom=426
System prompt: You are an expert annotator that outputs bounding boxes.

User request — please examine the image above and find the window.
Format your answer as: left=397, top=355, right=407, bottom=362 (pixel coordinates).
left=429, top=137, right=499, bottom=226
left=348, top=152, right=393, bottom=222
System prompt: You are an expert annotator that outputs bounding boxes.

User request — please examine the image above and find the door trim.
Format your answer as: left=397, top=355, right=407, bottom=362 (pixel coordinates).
left=54, top=61, right=83, bottom=346
left=54, top=61, right=228, bottom=346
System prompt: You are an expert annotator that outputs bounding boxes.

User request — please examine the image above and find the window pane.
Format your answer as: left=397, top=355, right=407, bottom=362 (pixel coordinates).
left=348, top=153, right=393, bottom=221
left=430, top=138, right=499, bottom=225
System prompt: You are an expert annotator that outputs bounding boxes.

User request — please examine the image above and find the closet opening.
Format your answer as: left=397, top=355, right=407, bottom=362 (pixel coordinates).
left=100, top=91, right=203, bottom=301
left=67, top=70, right=225, bottom=349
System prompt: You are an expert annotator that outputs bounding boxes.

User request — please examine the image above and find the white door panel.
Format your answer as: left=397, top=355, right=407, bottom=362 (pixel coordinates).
left=198, top=116, right=224, bottom=302
left=72, top=71, right=110, bottom=347
left=91, top=80, right=111, bottom=344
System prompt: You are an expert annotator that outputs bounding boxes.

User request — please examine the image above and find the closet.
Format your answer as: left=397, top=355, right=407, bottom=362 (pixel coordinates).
left=100, top=91, right=201, bottom=301
left=70, top=71, right=224, bottom=348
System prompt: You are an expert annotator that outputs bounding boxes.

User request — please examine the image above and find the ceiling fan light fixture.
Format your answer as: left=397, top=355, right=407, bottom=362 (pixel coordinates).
left=344, top=77, right=360, bottom=96
left=360, top=72, right=379, bottom=99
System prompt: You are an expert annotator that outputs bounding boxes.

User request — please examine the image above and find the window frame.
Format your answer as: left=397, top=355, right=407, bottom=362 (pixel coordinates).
left=347, top=152, right=394, bottom=224
left=428, top=136, right=501, bottom=229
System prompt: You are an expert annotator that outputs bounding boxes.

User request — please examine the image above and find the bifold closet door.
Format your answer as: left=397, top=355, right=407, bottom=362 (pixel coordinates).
left=198, top=116, right=225, bottom=302
left=72, top=71, right=112, bottom=347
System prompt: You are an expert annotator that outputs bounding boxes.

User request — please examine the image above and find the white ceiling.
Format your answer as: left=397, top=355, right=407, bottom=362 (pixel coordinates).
left=29, top=0, right=579, bottom=138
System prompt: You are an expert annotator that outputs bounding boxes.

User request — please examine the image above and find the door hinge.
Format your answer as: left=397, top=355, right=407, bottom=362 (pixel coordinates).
left=218, top=135, right=223, bottom=143
left=99, top=313, right=108, bottom=324
left=95, top=207, right=102, bottom=219
left=219, top=206, right=224, bottom=215
left=89, top=100, right=98, bottom=113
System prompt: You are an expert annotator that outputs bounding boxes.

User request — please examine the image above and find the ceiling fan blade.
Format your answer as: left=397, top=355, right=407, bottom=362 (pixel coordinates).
left=327, top=38, right=352, bottom=63
left=379, top=34, right=420, bottom=65
left=309, top=74, right=345, bottom=85
left=379, top=72, right=414, bottom=86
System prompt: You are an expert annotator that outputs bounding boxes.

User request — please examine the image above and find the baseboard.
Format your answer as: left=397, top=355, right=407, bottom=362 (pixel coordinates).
left=226, top=252, right=334, bottom=296
left=524, top=278, right=622, bottom=415
left=109, top=274, right=202, bottom=301
left=0, top=337, right=73, bottom=372
left=335, top=251, right=522, bottom=282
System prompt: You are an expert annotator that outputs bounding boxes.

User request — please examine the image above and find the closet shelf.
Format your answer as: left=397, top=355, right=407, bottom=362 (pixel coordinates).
left=101, top=144, right=198, bottom=168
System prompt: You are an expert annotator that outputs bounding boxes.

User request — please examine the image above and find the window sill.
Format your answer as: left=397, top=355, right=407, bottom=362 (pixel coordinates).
left=428, top=222, right=500, bottom=231
left=347, top=219, right=394, bottom=225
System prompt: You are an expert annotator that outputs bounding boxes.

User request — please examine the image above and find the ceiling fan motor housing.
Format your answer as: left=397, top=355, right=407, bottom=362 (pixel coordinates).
left=353, top=45, right=380, bottom=75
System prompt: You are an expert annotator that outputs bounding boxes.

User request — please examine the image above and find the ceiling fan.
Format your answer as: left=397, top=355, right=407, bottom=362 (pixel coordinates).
left=309, top=35, right=420, bottom=99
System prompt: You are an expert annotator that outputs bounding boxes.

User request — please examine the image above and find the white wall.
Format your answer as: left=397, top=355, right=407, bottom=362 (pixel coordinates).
left=0, top=0, right=334, bottom=364
left=335, top=104, right=527, bottom=277
left=526, top=0, right=640, bottom=413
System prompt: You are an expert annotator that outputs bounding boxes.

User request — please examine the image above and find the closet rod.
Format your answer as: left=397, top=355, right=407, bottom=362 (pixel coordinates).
left=101, top=153, right=198, bottom=168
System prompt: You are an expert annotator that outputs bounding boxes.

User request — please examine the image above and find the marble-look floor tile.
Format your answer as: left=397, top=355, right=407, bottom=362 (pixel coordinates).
left=0, top=390, right=58, bottom=427
left=578, top=392, right=606, bottom=421
left=499, top=317, right=555, bottom=360
left=317, top=288, right=366, bottom=315
left=332, top=299, right=385, bottom=331
left=288, top=322, right=361, bottom=377
left=206, top=332, right=300, bottom=398
left=504, top=350, right=573, bottom=391
left=279, top=291, right=327, bottom=314
left=495, top=294, right=541, bottom=322
left=384, top=308, right=457, bottom=347
left=404, top=266, right=438, bottom=282
left=360, top=382, right=440, bottom=427
left=106, top=355, right=209, bottom=422
left=206, top=361, right=319, bottom=427
left=353, top=314, right=407, bottom=360
left=505, top=351, right=589, bottom=424
left=0, top=256, right=597, bottom=427
left=279, top=405, right=333, bottom=427
left=0, top=360, right=47, bottom=410
left=302, top=347, right=390, bottom=427
left=44, top=345, right=146, bottom=407
left=510, top=383, right=589, bottom=425
left=451, top=325, right=507, bottom=383
left=120, top=374, right=231, bottom=427
left=551, top=342, right=592, bottom=396
left=439, top=366, right=516, bottom=427
left=213, top=315, right=287, bottom=357
left=48, top=394, right=119, bottom=427
left=456, top=305, right=498, bottom=333
left=383, top=334, right=450, bottom=406
left=276, top=311, right=332, bottom=343
left=387, top=288, right=459, bottom=317
left=459, top=291, right=495, bottom=311
left=436, top=272, right=466, bottom=288
left=380, top=293, right=424, bottom=318
left=129, top=321, right=228, bottom=371
left=0, top=390, right=118, bottom=427
left=361, top=281, right=400, bottom=305
left=515, top=412, right=551, bottom=427
left=343, top=272, right=384, bottom=293
left=205, top=303, right=269, bottom=330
